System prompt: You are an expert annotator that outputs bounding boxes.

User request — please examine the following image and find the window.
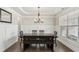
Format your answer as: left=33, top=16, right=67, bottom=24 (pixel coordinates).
left=68, top=26, right=78, bottom=41
left=60, top=15, right=79, bottom=41
left=61, top=26, right=67, bottom=37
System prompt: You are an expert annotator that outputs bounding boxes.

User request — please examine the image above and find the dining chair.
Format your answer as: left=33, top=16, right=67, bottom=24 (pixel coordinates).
left=32, top=30, right=38, bottom=47
left=54, top=31, right=57, bottom=47
left=19, top=31, right=24, bottom=51
left=39, top=30, right=46, bottom=48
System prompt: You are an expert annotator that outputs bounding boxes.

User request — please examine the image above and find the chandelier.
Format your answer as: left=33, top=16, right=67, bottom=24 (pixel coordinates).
left=34, top=7, right=44, bottom=23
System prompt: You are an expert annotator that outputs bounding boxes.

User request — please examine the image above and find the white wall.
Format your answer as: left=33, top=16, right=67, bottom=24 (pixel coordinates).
left=58, top=8, right=79, bottom=51
left=0, top=7, right=22, bottom=52
left=21, top=16, right=55, bottom=34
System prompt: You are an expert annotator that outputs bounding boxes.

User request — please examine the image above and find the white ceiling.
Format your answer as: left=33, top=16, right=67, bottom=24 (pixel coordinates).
left=11, top=7, right=68, bottom=16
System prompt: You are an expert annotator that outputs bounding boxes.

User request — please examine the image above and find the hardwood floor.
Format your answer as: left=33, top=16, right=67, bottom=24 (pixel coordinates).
left=54, top=41, right=73, bottom=52
left=5, top=40, right=73, bottom=52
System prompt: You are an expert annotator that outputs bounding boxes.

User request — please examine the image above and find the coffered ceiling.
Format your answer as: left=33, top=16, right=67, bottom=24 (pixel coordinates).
left=11, top=7, right=79, bottom=16
left=11, top=7, right=68, bottom=16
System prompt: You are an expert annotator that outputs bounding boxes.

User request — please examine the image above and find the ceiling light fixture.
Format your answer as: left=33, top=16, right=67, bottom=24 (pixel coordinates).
left=34, top=7, right=44, bottom=23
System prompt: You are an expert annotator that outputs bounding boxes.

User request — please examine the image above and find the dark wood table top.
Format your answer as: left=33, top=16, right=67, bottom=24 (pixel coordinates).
left=23, top=33, right=55, bottom=36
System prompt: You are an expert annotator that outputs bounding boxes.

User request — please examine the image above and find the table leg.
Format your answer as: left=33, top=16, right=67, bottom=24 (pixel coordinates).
left=23, top=43, right=25, bottom=51
left=50, top=44, right=54, bottom=52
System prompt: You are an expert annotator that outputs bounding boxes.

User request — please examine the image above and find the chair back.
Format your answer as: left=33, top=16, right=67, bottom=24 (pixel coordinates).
left=32, top=30, right=37, bottom=34
left=20, top=31, right=23, bottom=38
left=39, top=30, right=44, bottom=34
left=54, top=31, right=57, bottom=36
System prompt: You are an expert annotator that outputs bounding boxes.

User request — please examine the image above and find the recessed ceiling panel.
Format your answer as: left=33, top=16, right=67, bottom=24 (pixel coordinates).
left=11, top=7, right=67, bottom=16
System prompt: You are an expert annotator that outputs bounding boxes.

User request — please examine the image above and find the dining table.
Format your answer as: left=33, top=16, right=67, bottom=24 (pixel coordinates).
left=22, top=33, right=57, bottom=52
